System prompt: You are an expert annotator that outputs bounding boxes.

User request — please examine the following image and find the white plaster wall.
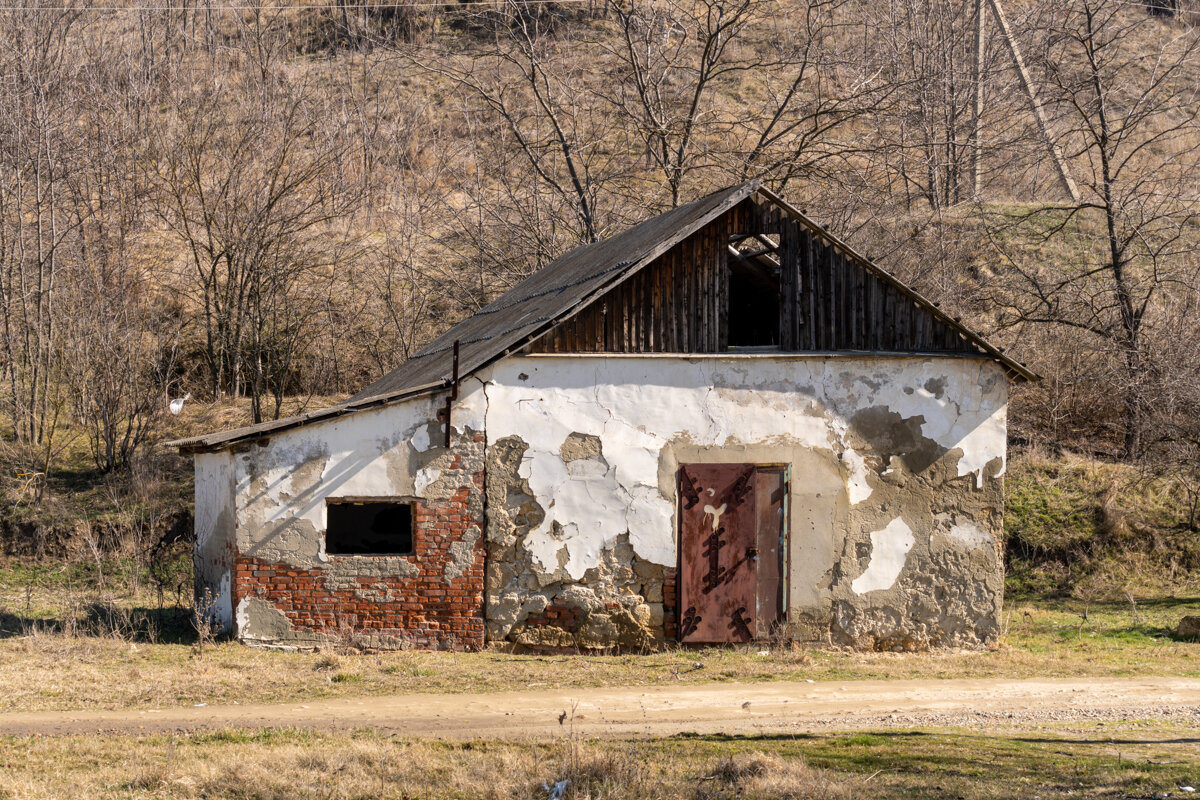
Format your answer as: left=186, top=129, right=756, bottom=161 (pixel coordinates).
left=479, top=354, right=1008, bottom=583
left=194, top=450, right=235, bottom=632
left=233, top=387, right=484, bottom=544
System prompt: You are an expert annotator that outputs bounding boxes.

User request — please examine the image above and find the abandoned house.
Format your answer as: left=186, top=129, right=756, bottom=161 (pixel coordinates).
left=170, top=181, right=1035, bottom=652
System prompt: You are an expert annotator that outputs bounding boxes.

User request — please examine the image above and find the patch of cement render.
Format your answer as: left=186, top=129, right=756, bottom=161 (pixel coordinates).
left=240, top=517, right=325, bottom=569
left=485, top=435, right=553, bottom=641
left=560, top=432, right=603, bottom=462
left=320, top=556, right=421, bottom=598
left=946, top=520, right=994, bottom=549
left=411, top=430, right=485, bottom=505
left=444, top=525, right=482, bottom=583
left=484, top=359, right=1001, bottom=587
left=486, top=443, right=663, bottom=648
left=479, top=355, right=1008, bottom=651
left=235, top=596, right=317, bottom=645
left=821, top=436, right=1005, bottom=650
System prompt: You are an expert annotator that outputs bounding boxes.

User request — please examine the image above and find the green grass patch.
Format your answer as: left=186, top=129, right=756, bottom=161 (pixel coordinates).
left=1005, top=452, right=1200, bottom=598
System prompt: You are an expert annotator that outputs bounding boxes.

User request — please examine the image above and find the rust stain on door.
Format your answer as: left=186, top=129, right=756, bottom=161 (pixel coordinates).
left=754, top=467, right=787, bottom=638
left=679, top=463, right=784, bottom=643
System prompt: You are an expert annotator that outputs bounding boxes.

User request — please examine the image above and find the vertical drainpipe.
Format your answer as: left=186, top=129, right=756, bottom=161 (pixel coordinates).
left=443, top=340, right=460, bottom=449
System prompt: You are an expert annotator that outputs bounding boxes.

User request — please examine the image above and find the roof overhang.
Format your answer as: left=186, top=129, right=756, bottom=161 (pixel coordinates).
left=165, top=381, right=446, bottom=454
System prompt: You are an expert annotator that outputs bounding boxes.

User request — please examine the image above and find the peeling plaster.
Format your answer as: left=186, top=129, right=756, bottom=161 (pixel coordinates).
left=206, top=350, right=1007, bottom=652
left=480, top=355, right=1006, bottom=583
left=221, top=385, right=487, bottom=645
left=851, top=517, right=915, bottom=594
left=842, top=448, right=873, bottom=505
left=410, top=424, right=432, bottom=452
left=445, top=525, right=482, bottom=582
left=236, top=596, right=299, bottom=641
left=233, top=391, right=480, bottom=544
left=194, top=451, right=235, bottom=632
left=415, top=466, right=441, bottom=495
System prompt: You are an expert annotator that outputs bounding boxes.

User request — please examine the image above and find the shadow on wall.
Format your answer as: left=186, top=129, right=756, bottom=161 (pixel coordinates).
left=234, top=416, right=458, bottom=561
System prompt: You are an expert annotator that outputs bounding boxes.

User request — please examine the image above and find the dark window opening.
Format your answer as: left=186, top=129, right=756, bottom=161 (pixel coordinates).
left=727, top=254, right=781, bottom=348
left=325, top=501, right=414, bottom=555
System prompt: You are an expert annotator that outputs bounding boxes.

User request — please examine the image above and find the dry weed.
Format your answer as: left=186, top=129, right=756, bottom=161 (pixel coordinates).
left=111, top=735, right=851, bottom=800
left=699, top=752, right=851, bottom=800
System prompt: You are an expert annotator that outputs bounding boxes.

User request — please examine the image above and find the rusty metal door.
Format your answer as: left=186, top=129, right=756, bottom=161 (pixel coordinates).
left=678, top=463, right=763, bottom=643
left=753, top=467, right=787, bottom=638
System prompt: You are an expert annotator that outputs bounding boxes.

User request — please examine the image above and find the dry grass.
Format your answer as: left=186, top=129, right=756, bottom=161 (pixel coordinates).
left=0, top=596, right=1197, bottom=714
left=1, top=729, right=859, bottom=800
left=2, top=720, right=1198, bottom=799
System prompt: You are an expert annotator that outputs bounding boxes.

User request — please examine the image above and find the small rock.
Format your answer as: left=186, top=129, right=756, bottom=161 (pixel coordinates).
left=1178, top=617, right=1200, bottom=639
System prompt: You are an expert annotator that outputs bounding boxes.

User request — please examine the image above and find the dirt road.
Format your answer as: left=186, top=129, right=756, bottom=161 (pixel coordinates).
left=3, top=677, right=1198, bottom=738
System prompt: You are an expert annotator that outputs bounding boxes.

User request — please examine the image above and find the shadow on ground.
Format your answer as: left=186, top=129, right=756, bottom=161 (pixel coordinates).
left=0, top=604, right=197, bottom=644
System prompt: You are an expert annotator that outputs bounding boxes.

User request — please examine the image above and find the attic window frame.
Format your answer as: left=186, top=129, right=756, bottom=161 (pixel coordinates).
left=725, top=233, right=782, bottom=350
left=324, top=497, right=417, bottom=557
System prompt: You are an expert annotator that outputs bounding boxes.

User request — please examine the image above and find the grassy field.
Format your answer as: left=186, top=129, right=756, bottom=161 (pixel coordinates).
left=2, top=719, right=1197, bottom=799
left=3, top=447, right=1198, bottom=715
left=1, top=588, right=1197, bottom=713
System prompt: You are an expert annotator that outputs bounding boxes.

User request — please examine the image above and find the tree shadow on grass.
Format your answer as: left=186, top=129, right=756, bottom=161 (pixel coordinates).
left=671, top=730, right=1200, bottom=748
left=0, top=603, right=198, bottom=644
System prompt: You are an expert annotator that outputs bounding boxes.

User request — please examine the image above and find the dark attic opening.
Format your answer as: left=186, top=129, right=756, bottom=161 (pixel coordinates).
left=727, top=233, right=781, bottom=348
left=325, top=500, right=414, bottom=555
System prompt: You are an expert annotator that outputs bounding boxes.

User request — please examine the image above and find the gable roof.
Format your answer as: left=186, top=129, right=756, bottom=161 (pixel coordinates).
left=170, top=182, right=1034, bottom=453
left=348, top=182, right=758, bottom=403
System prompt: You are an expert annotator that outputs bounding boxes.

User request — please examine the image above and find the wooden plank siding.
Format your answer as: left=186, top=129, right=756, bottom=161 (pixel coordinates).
left=529, top=203, right=986, bottom=358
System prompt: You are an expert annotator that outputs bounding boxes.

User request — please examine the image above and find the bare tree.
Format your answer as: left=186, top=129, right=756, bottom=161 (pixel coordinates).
left=148, top=62, right=358, bottom=421
left=859, top=0, right=1039, bottom=210
left=0, top=6, right=85, bottom=480
left=412, top=1, right=621, bottom=246
left=60, top=28, right=176, bottom=472
left=602, top=0, right=763, bottom=207
left=983, top=0, right=1200, bottom=458
left=728, top=0, right=893, bottom=194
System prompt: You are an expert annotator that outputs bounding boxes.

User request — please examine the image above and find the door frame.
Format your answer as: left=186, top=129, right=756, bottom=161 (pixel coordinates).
left=674, top=462, right=790, bottom=643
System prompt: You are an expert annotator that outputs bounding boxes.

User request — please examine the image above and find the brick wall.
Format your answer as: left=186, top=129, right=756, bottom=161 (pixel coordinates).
left=232, top=443, right=486, bottom=650
left=521, top=603, right=580, bottom=632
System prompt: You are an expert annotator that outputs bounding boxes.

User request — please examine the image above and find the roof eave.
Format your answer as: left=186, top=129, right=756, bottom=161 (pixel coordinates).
left=166, top=381, right=448, bottom=454
left=755, top=187, right=1040, bottom=383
